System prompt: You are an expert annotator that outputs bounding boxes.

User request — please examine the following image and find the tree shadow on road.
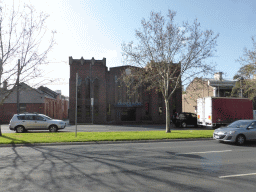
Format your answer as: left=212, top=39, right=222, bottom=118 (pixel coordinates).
left=0, top=143, right=219, bottom=192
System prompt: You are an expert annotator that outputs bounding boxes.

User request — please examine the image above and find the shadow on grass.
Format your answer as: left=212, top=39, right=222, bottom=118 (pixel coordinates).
left=0, top=135, right=31, bottom=145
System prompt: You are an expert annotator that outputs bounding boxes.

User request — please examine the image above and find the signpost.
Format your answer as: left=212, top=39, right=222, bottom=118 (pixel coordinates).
left=75, top=73, right=78, bottom=137
left=91, top=98, right=94, bottom=124
left=17, top=59, right=20, bottom=114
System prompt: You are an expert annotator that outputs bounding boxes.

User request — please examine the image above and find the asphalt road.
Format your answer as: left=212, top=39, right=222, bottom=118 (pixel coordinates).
left=0, top=140, right=256, bottom=192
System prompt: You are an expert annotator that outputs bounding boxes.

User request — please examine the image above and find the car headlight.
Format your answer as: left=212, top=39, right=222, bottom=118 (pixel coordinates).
left=59, top=122, right=64, bottom=125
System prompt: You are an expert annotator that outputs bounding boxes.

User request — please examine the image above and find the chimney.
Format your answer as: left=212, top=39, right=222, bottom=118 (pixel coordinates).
left=55, top=90, right=61, bottom=95
left=214, top=72, right=223, bottom=80
left=3, top=81, right=7, bottom=90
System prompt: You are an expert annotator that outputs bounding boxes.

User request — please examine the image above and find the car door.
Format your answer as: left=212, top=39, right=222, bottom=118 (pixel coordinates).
left=24, top=115, right=36, bottom=129
left=186, top=113, right=192, bottom=125
left=35, top=115, right=48, bottom=129
left=191, top=113, right=197, bottom=125
left=246, top=121, right=256, bottom=141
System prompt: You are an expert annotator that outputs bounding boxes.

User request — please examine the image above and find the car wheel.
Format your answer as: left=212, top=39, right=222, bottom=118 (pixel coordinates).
left=236, top=135, right=245, bottom=145
left=16, top=126, right=25, bottom=133
left=181, top=122, right=187, bottom=128
left=49, top=125, right=58, bottom=132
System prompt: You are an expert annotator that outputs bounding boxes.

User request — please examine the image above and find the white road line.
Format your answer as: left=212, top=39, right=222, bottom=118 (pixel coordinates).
left=219, top=173, right=256, bottom=178
left=183, top=150, right=232, bottom=154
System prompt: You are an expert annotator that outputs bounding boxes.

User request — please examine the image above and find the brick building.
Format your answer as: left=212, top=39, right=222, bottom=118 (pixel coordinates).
left=38, top=86, right=69, bottom=120
left=69, top=57, right=182, bottom=124
left=183, top=72, right=237, bottom=113
left=0, top=83, right=68, bottom=123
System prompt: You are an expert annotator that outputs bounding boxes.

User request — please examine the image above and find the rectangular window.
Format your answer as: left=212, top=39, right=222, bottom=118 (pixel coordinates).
left=17, top=115, right=25, bottom=120
left=25, top=115, right=34, bottom=120
left=19, top=103, right=26, bottom=113
left=35, top=115, right=45, bottom=121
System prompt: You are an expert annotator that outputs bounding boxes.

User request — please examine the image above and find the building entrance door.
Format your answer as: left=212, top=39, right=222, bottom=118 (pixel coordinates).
left=121, top=108, right=136, bottom=121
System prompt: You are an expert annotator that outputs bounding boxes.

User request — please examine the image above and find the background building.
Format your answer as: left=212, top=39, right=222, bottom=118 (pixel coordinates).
left=182, top=72, right=237, bottom=113
left=69, top=57, right=182, bottom=124
left=0, top=83, right=68, bottom=123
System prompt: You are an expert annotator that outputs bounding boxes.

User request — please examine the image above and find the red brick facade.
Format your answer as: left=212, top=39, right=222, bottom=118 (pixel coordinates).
left=69, top=57, right=182, bottom=124
left=0, top=83, right=68, bottom=123
left=44, top=96, right=69, bottom=120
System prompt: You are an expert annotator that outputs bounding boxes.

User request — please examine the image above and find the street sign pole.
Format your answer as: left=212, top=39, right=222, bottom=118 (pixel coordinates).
left=91, top=98, right=94, bottom=124
left=75, top=73, right=78, bottom=137
left=17, top=59, right=20, bottom=114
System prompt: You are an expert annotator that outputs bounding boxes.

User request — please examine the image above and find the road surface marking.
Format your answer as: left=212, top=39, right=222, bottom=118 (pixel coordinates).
left=183, top=150, right=232, bottom=154
left=219, top=173, right=256, bottom=178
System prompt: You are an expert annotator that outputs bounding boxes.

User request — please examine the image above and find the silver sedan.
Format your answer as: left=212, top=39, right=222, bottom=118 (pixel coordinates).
left=213, top=120, right=256, bottom=145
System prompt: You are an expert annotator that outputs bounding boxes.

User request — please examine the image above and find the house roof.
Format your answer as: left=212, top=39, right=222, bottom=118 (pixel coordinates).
left=185, top=77, right=237, bottom=92
left=37, top=86, right=59, bottom=99
left=204, top=78, right=237, bottom=87
left=0, top=82, right=43, bottom=96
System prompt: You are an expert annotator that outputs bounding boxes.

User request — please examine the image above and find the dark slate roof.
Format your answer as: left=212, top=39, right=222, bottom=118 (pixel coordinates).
left=37, top=86, right=59, bottom=99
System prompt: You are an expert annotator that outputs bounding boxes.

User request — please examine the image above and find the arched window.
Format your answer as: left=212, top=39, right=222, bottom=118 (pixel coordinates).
left=77, top=77, right=82, bottom=98
left=117, top=81, right=122, bottom=102
left=94, top=78, right=99, bottom=101
left=85, top=78, right=90, bottom=99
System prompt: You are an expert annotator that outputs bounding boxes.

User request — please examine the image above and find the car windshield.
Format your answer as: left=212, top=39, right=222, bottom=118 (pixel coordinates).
left=226, top=120, right=252, bottom=128
left=41, top=115, right=52, bottom=120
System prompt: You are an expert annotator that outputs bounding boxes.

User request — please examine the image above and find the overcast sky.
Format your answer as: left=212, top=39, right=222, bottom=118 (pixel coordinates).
left=16, top=0, right=256, bottom=96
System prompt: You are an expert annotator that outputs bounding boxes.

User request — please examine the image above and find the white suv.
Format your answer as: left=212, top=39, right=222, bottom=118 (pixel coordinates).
left=9, top=113, right=66, bottom=133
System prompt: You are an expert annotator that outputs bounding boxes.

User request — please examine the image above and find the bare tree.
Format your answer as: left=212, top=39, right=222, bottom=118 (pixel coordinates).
left=0, top=2, right=56, bottom=104
left=122, top=10, right=219, bottom=133
left=232, top=37, right=256, bottom=101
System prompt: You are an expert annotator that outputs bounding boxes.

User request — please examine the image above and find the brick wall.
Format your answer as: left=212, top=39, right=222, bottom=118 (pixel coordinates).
left=69, top=57, right=182, bottom=124
left=0, top=103, right=45, bottom=123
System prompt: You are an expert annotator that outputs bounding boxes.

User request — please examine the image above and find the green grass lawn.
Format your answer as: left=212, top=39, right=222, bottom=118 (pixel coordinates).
left=0, top=130, right=214, bottom=145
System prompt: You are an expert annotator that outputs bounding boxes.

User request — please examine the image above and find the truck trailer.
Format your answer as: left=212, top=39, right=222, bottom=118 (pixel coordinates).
left=197, top=97, right=253, bottom=128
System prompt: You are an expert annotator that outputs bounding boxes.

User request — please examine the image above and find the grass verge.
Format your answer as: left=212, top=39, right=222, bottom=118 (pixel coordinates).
left=0, top=130, right=214, bottom=145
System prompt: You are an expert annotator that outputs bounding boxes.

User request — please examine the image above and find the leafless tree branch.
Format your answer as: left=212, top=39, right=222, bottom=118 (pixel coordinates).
left=122, top=10, right=219, bottom=133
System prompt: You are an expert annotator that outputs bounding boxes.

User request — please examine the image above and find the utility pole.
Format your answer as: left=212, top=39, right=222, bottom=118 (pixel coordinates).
left=75, top=73, right=78, bottom=137
left=91, top=57, right=94, bottom=124
left=17, top=59, right=20, bottom=113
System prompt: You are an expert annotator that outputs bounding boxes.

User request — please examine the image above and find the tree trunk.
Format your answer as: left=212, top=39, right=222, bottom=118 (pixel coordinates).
left=165, top=99, right=171, bottom=133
